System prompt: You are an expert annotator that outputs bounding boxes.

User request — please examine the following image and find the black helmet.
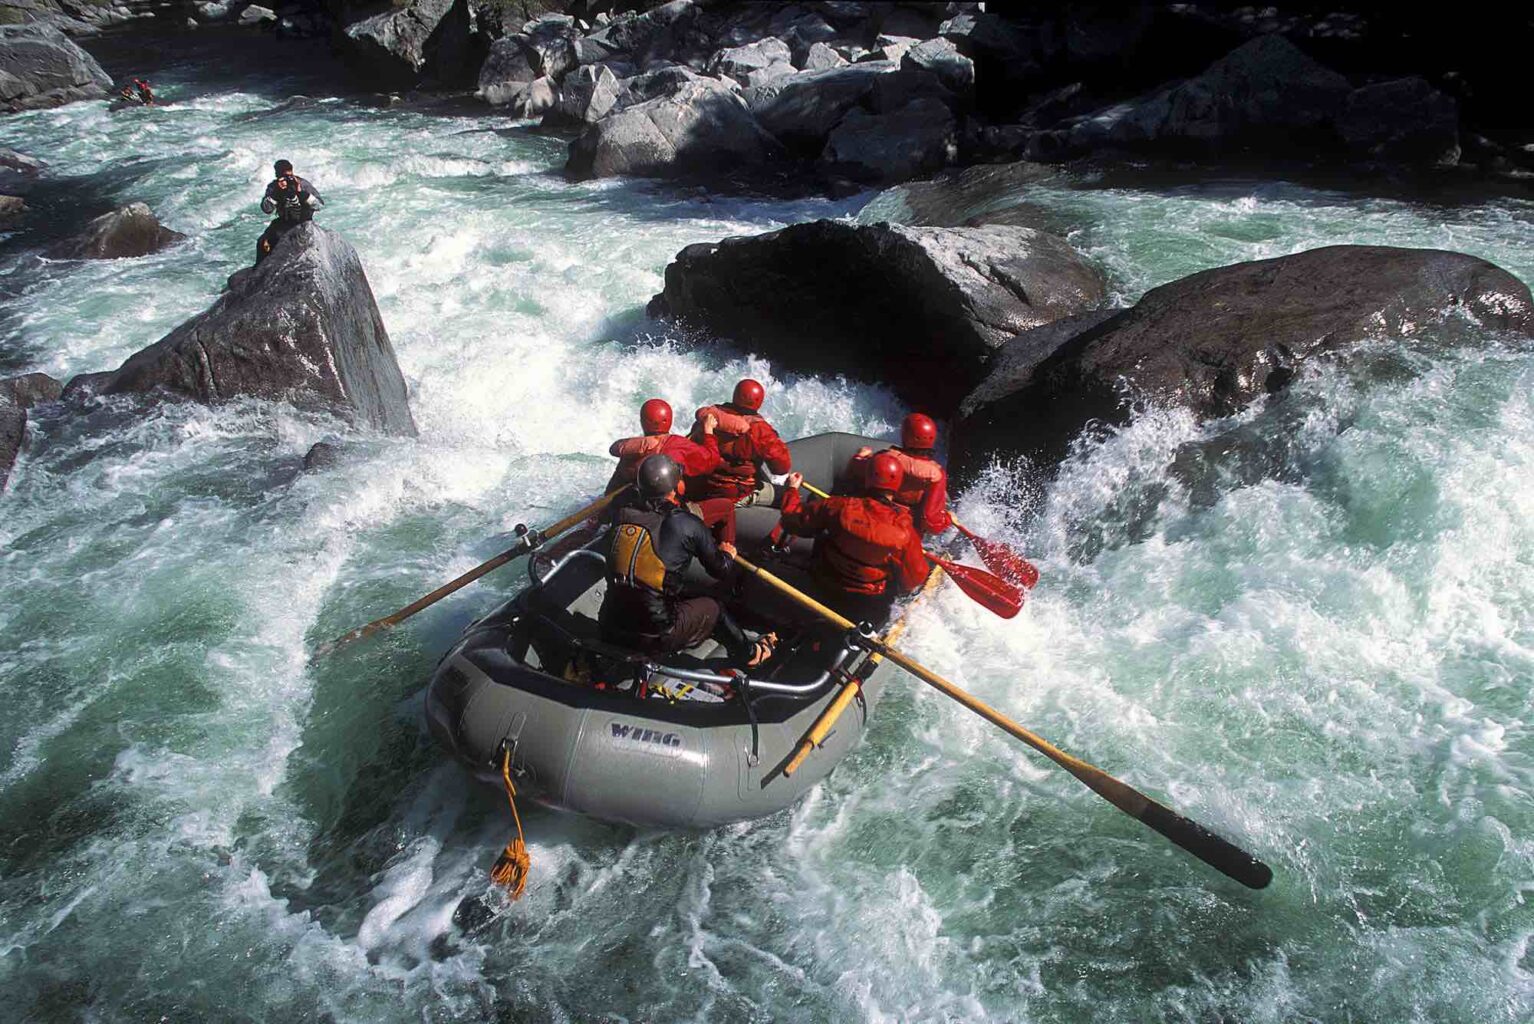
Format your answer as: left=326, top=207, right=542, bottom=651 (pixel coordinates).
left=636, top=454, right=681, bottom=500
left=274, top=159, right=293, bottom=175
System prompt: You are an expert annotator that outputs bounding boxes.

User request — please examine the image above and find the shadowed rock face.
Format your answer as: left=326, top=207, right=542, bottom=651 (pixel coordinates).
left=0, top=23, right=111, bottom=112
left=80, top=224, right=416, bottom=436
left=46, top=203, right=188, bottom=260
left=952, top=245, right=1534, bottom=481
left=647, top=219, right=1106, bottom=413
left=0, top=372, right=63, bottom=490
left=339, top=0, right=479, bottom=89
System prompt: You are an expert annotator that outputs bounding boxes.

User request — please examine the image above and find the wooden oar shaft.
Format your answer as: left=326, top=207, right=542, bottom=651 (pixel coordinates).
left=783, top=571, right=941, bottom=776
left=734, top=555, right=1273, bottom=889
left=315, top=488, right=627, bottom=657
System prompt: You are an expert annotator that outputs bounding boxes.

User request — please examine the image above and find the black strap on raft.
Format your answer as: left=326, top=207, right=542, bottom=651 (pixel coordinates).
left=736, top=672, right=760, bottom=766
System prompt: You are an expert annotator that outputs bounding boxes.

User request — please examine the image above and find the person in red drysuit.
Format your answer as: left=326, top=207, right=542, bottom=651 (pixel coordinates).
left=847, top=412, right=953, bottom=536
left=605, top=398, right=721, bottom=493
left=778, top=451, right=930, bottom=627
left=687, top=378, right=793, bottom=546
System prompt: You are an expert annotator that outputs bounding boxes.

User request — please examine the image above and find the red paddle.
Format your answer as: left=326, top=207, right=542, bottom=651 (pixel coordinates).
left=952, top=519, right=1040, bottom=590
left=925, top=551, right=1024, bottom=619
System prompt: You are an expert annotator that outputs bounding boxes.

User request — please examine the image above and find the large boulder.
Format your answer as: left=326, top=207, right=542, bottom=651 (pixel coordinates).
left=0, top=23, right=111, bottom=111
left=952, top=246, right=1534, bottom=479
left=80, top=224, right=416, bottom=436
left=339, top=0, right=478, bottom=89
left=575, top=0, right=708, bottom=70
left=542, top=63, right=621, bottom=127
left=476, top=13, right=579, bottom=104
left=566, top=78, right=781, bottom=181
left=1338, top=77, right=1460, bottom=167
left=1058, top=34, right=1351, bottom=157
left=46, top=203, right=187, bottom=259
left=820, top=97, right=956, bottom=183
left=748, top=61, right=895, bottom=152
left=707, top=36, right=792, bottom=85
left=647, top=220, right=1106, bottom=412
left=900, top=37, right=973, bottom=98
left=0, top=372, right=63, bottom=491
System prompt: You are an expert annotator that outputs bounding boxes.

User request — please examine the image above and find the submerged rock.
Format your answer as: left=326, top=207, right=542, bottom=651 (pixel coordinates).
left=953, top=245, right=1534, bottom=479
left=46, top=203, right=187, bottom=259
left=566, top=78, right=780, bottom=181
left=0, top=23, right=112, bottom=111
left=83, top=224, right=416, bottom=436
left=648, top=219, right=1105, bottom=412
left=0, top=372, right=63, bottom=491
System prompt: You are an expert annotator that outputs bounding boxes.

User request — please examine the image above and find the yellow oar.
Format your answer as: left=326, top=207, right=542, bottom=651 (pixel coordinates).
left=313, top=487, right=629, bottom=658
left=783, top=569, right=942, bottom=776
left=733, top=554, right=1273, bottom=890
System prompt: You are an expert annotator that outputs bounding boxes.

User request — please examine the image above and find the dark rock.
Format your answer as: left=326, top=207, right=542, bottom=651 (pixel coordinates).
left=576, top=0, right=706, bottom=71
left=302, top=440, right=341, bottom=471
left=46, top=203, right=187, bottom=259
left=1339, top=77, right=1459, bottom=167
left=617, top=65, right=704, bottom=106
left=0, top=23, right=111, bottom=111
left=0, top=147, right=45, bottom=175
left=542, top=63, right=621, bottom=126
left=0, top=372, right=62, bottom=491
left=958, top=310, right=1119, bottom=418
left=566, top=77, right=780, bottom=181
left=749, top=61, right=895, bottom=152
left=1058, top=34, right=1350, bottom=158
left=821, top=97, right=956, bottom=184
left=87, top=224, right=416, bottom=436
left=876, top=6, right=941, bottom=41
left=0, top=194, right=25, bottom=226
left=869, top=65, right=958, bottom=114
left=855, top=160, right=1060, bottom=227
left=953, top=246, right=1534, bottom=479
left=477, top=13, right=579, bottom=103
left=901, top=37, right=973, bottom=97
left=647, top=219, right=1106, bottom=412
left=339, top=0, right=478, bottom=89
left=785, top=14, right=838, bottom=64
left=707, top=36, right=791, bottom=84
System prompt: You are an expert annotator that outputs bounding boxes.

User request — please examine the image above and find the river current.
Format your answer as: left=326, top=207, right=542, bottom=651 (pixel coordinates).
left=0, top=34, right=1530, bottom=1024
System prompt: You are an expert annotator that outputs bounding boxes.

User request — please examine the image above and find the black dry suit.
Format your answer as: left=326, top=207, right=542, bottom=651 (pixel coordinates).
left=256, top=174, right=323, bottom=263
left=598, top=499, right=752, bottom=664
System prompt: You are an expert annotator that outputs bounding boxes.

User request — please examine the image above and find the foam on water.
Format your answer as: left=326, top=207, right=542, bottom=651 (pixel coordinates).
left=0, top=57, right=1531, bottom=1022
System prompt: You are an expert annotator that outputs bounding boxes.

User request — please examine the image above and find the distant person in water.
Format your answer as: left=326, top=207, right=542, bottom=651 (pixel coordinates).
left=117, top=78, right=155, bottom=106
left=256, top=159, right=323, bottom=264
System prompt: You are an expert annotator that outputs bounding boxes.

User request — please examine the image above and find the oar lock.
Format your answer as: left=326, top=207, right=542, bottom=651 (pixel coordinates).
left=513, top=523, right=546, bottom=549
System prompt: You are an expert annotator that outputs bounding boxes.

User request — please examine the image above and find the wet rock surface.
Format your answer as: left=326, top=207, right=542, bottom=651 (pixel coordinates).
left=952, top=245, right=1534, bottom=480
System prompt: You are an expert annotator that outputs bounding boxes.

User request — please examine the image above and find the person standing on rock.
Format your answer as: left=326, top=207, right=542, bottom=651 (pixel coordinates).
left=776, top=452, right=929, bottom=627
left=848, top=412, right=953, bottom=536
left=599, top=454, right=778, bottom=669
left=256, top=159, right=323, bottom=264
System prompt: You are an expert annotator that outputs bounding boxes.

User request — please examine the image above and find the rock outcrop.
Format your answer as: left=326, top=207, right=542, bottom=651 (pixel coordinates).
left=338, top=0, right=479, bottom=89
left=648, top=219, right=1105, bottom=412
left=1338, top=77, right=1460, bottom=166
left=0, top=372, right=62, bottom=491
left=953, top=246, right=1534, bottom=479
left=566, top=77, right=780, bottom=181
left=46, top=203, right=187, bottom=260
left=820, top=97, right=956, bottom=184
left=477, top=13, right=580, bottom=105
left=80, top=224, right=416, bottom=436
left=0, top=23, right=111, bottom=112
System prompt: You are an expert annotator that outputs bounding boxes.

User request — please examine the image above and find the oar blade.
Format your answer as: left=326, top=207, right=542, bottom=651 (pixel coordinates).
left=932, top=557, right=1023, bottom=619
left=1137, top=799, right=1274, bottom=890
left=958, top=525, right=1040, bottom=590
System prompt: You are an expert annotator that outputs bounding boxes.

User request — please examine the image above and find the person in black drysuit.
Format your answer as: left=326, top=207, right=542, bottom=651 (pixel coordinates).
left=256, top=159, right=323, bottom=264
left=598, top=454, right=777, bottom=669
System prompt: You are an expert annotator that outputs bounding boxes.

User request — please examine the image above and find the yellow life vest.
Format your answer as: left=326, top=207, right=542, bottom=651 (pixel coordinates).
left=608, top=509, right=667, bottom=593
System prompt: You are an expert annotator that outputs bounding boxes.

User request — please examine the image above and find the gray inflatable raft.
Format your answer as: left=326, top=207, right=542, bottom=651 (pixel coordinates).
left=424, top=432, right=912, bottom=828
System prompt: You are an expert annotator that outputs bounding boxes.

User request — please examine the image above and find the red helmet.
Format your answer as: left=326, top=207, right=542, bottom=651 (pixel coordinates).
left=640, top=398, right=672, bottom=435
left=902, top=412, right=938, bottom=451
left=867, top=452, right=904, bottom=494
left=731, top=378, right=765, bottom=412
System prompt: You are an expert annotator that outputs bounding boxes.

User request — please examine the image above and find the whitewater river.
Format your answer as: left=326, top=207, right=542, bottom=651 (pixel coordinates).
left=1, top=34, right=1530, bottom=1023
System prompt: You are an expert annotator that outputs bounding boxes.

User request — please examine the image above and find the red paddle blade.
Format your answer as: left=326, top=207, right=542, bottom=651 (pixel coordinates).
left=954, top=522, right=1040, bottom=590
left=927, top=554, right=1023, bottom=619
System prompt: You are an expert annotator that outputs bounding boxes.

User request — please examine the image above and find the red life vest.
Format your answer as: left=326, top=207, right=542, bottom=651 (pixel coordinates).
left=608, top=434, right=668, bottom=484
left=883, top=447, right=944, bottom=509
left=693, top=404, right=766, bottom=497
left=817, top=497, right=917, bottom=595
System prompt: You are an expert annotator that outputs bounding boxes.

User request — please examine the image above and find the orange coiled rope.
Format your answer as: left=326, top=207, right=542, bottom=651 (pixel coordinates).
left=489, top=748, right=530, bottom=899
